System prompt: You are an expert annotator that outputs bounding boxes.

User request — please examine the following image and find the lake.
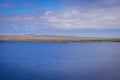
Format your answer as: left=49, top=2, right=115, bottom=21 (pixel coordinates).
left=0, top=42, right=120, bottom=80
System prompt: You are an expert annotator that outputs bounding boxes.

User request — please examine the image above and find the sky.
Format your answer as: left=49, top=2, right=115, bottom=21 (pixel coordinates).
left=0, top=0, right=120, bottom=38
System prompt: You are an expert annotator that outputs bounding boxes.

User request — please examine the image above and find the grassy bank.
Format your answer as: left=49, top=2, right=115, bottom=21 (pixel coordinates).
left=0, top=39, right=120, bottom=42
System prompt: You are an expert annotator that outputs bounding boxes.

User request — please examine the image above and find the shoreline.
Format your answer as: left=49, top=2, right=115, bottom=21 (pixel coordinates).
left=0, top=34, right=120, bottom=42
left=0, top=39, right=120, bottom=42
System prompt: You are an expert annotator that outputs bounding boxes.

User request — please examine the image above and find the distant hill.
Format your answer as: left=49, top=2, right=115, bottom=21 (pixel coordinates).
left=0, top=34, right=120, bottom=42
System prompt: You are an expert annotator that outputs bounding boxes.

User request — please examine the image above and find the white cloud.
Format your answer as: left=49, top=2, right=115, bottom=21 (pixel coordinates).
left=41, top=8, right=120, bottom=29
left=0, top=7, right=120, bottom=30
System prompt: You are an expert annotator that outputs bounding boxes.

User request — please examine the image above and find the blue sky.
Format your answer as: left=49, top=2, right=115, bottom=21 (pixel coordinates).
left=0, top=0, right=120, bottom=38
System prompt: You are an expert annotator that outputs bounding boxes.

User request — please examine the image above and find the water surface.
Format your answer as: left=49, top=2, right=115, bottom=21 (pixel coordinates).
left=0, top=42, right=120, bottom=80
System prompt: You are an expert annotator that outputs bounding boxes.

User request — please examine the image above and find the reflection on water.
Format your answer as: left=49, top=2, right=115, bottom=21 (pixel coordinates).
left=0, top=42, right=120, bottom=80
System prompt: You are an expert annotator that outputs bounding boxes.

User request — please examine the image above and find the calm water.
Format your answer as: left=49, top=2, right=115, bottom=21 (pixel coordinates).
left=0, top=42, right=120, bottom=80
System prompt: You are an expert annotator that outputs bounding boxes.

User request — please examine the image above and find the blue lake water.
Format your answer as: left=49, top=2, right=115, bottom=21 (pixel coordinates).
left=0, top=42, right=120, bottom=80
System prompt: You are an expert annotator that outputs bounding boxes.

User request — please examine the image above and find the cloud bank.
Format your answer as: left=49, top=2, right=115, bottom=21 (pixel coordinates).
left=41, top=7, right=120, bottom=29
left=0, top=7, right=120, bottom=30
left=0, top=0, right=120, bottom=30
